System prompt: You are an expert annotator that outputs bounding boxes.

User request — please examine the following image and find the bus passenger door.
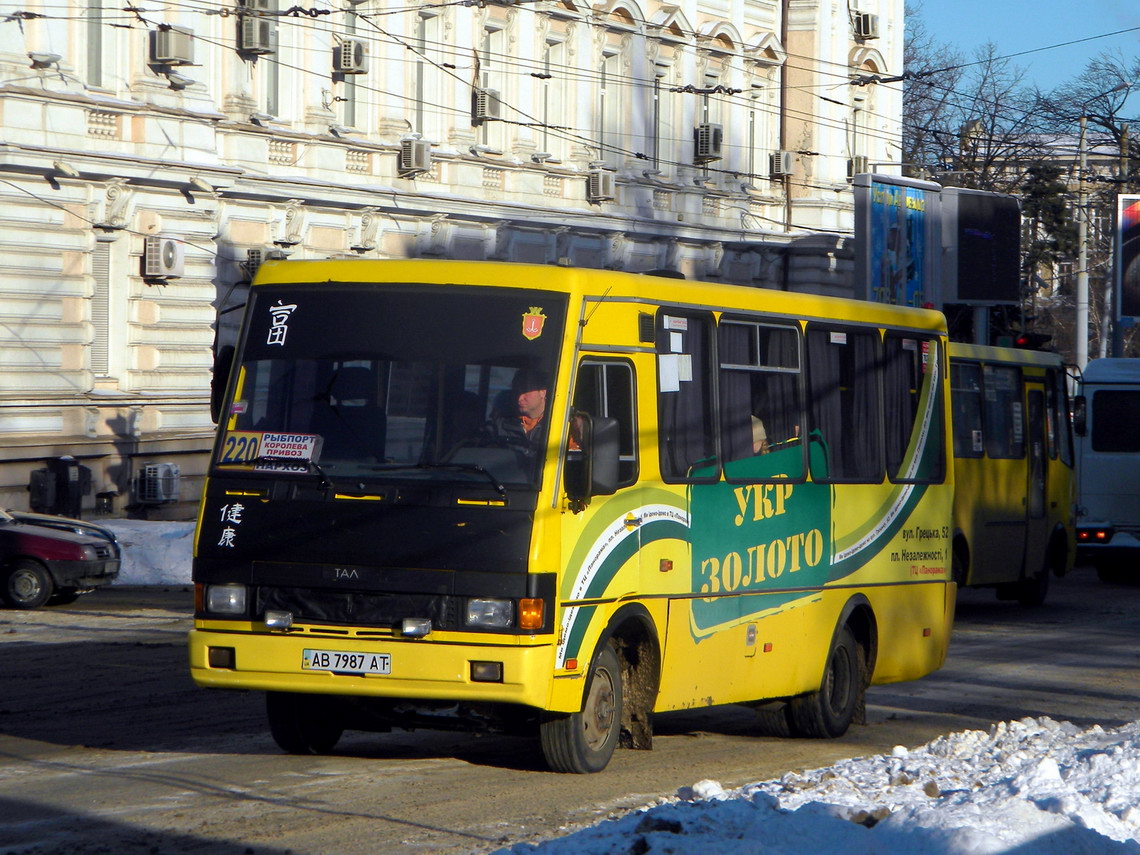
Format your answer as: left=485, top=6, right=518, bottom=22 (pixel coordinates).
left=1023, top=389, right=1049, bottom=579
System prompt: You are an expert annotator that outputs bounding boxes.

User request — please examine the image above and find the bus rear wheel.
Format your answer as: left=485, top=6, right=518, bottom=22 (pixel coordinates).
left=539, top=643, right=623, bottom=773
left=786, top=626, right=862, bottom=738
left=266, top=692, right=344, bottom=755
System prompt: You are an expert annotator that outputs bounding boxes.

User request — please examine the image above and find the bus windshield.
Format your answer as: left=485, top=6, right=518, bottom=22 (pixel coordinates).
left=216, top=282, right=567, bottom=487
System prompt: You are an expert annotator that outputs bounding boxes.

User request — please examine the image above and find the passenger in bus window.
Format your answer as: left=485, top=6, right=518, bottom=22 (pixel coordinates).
left=751, top=416, right=770, bottom=455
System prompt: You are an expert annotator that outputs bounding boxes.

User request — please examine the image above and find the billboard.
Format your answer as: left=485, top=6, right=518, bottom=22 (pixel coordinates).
left=853, top=174, right=943, bottom=306
left=1118, top=194, right=1140, bottom=321
left=940, top=187, right=1021, bottom=305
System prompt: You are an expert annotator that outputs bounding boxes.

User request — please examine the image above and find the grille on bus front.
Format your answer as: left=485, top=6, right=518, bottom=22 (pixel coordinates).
left=256, top=586, right=461, bottom=630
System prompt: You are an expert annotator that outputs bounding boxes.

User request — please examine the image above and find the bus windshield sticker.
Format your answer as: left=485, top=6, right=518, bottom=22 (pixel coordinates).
left=230, top=400, right=248, bottom=415
left=260, top=433, right=320, bottom=460
left=830, top=331, right=848, bottom=345
left=522, top=307, right=547, bottom=340
left=218, top=431, right=320, bottom=465
left=219, top=431, right=261, bottom=464
left=266, top=300, right=298, bottom=346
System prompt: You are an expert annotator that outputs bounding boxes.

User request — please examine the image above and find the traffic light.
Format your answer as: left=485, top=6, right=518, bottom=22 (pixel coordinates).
left=1014, top=332, right=1053, bottom=350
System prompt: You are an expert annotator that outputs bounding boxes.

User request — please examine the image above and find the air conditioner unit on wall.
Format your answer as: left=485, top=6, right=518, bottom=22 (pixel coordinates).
left=143, top=236, right=185, bottom=278
left=152, top=26, right=194, bottom=65
left=399, top=139, right=432, bottom=175
left=239, top=16, right=276, bottom=54
left=136, top=462, right=180, bottom=504
left=854, top=12, right=879, bottom=39
left=334, top=38, right=368, bottom=74
left=472, top=88, right=502, bottom=123
left=693, top=123, right=724, bottom=163
left=770, top=150, right=795, bottom=178
left=587, top=169, right=616, bottom=203
left=244, top=248, right=264, bottom=278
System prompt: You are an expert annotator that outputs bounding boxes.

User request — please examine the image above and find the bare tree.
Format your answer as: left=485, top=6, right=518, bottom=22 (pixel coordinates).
left=904, top=35, right=1047, bottom=192
left=1039, top=51, right=1140, bottom=357
left=901, top=3, right=964, bottom=179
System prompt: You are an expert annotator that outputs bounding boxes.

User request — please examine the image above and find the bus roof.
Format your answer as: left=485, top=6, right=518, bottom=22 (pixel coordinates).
left=251, top=258, right=948, bottom=333
left=1079, top=357, right=1140, bottom=386
left=948, top=342, right=1063, bottom=368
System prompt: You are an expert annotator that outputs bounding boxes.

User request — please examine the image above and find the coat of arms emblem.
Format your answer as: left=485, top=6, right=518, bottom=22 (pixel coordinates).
left=522, top=307, right=546, bottom=340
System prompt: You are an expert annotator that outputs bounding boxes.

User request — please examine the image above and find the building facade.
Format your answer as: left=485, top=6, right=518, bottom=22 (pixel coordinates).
left=0, top=0, right=903, bottom=515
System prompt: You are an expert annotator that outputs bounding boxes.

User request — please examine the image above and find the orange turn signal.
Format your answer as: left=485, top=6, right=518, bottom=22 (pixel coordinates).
left=519, top=598, right=544, bottom=630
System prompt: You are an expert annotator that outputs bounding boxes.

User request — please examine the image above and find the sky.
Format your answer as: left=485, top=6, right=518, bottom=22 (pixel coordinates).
left=912, top=0, right=1140, bottom=93
left=105, top=520, right=1140, bottom=855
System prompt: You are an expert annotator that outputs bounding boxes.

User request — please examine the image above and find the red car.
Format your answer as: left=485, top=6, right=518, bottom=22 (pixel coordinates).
left=0, top=510, right=121, bottom=609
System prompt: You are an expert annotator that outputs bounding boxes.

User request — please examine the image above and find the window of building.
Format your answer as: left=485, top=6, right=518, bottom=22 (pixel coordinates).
left=541, top=39, right=565, bottom=159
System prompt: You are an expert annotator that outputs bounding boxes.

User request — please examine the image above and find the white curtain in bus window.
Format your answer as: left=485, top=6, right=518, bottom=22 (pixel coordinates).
left=1091, top=390, right=1140, bottom=453
left=981, top=365, right=1024, bottom=459
left=883, top=335, right=944, bottom=482
left=658, top=313, right=717, bottom=481
left=950, top=361, right=984, bottom=459
left=717, top=320, right=804, bottom=481
left=806, top=327, right=882, bottom=482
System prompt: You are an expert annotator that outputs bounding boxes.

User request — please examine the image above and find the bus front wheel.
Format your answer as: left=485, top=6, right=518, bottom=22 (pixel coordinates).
left=266, top=692, right=344, bottom=755
left=786, top=626, right=863, bottom=738
left=540, top=644, right=623, bottom=773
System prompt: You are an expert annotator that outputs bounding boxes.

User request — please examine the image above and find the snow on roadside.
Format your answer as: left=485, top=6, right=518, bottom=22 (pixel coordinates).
left=495, top=717, right=1140, bottom=855
left=102, top=519, right=195, bottom=586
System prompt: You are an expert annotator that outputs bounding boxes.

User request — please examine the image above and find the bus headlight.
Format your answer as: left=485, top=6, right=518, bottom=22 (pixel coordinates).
left=205, top=584, right=248, bottom=615
left=466, top=598, right=514, bottom=628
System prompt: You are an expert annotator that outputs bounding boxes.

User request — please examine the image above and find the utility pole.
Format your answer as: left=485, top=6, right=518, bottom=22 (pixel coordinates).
left=1112, top=122, right=1131, bottom=358
left=1076, top=116, right=1089, bottom=371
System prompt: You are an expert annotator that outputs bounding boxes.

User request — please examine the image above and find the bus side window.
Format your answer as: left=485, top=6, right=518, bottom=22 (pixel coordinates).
left=572, top=360, right=637, bottom=486
left=884, top=336, right=945, bottom=482
left=950, top=361, right=984, bottom=458
left=657, top=312, right=717, bottom=481
left=806, top=326, right=882, bottom=482
left=718, top=319, right=804, bottom=480
left=982, top=365, right=1024, bottom=459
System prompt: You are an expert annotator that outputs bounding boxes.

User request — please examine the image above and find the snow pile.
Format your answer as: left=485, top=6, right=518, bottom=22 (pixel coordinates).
left=497, top=717, right=1140, bottom=854
left=102, top=519, right=195, bottom=585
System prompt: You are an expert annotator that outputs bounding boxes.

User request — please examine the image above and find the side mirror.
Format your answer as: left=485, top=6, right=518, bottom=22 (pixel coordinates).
left=564, top=412, right=620, bottom=508
left=210, top=345, right=235, bottom=424
left=1072, top=395, right=1087, bottom=437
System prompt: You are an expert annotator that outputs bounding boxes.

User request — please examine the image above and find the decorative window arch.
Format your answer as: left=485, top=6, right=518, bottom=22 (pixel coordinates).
left=746, top=31, right=786, bottom=68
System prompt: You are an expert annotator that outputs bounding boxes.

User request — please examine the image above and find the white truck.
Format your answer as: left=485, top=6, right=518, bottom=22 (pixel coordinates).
left=1073, top=358, right=1140, bottom=581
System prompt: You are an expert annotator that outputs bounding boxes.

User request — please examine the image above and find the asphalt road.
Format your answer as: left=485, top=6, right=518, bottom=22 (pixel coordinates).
left=2, top=566, right=1139, bottom=854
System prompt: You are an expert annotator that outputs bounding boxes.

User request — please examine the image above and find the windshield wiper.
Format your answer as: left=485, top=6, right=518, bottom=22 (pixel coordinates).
left=362, top=462, right=507, bottom=497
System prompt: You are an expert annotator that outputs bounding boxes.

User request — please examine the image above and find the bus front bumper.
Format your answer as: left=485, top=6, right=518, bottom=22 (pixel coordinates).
left=188, top=627, right=558, bottom=710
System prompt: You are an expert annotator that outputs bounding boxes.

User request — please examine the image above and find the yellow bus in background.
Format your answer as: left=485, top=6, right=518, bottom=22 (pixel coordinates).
left=189, top=259, right=956, bottom=773
left=948, top=343, right=1075, bottom=605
